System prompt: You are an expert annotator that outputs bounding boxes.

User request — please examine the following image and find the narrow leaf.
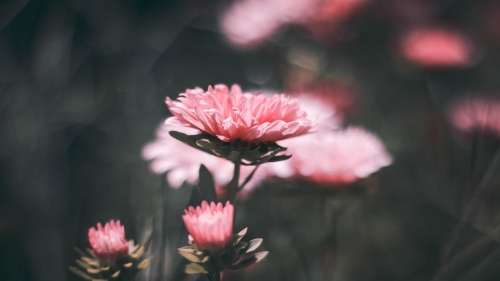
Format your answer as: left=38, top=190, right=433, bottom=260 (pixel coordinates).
left=87, top=268, right=101, bottom=274
left=81, top=257, right=99, bottom=267
left=238, top=227, right=248, bottom=237
left=178, top=246, right=196, bottom=253
left=76, top=260, right=93, bottom=270
left=246, top=238, right=263, bottom=253
left=178, top=251, right=201, bottom=263
left=137, top=259, right=150, bottom=270
left=185, top=263, right=208, bottom=274
left=267, top=154, right=292, bottom=163
left=69, top=267, right=93, bottom=280
left=229, top=251, right=269, bottom=269
left=111, top=271, right=120, bottom=278
left=130, top=245, right=144, bottom=259
left=74, top=247, right=90, bottom=258
left=123, top=263, right=133, bottom=268
left=198, top=164, right=217, bottom=202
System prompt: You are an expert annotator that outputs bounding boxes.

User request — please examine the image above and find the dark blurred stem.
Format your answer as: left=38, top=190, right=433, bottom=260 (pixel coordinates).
left=441, top=145, right=500, bottom=266
left=229, top=161, right=241, bottom=204
left=206, top=273, right=214, bottom=281
left=239, top=165, right=259, bottom=191
left=215, top=271, right=221, bottom=281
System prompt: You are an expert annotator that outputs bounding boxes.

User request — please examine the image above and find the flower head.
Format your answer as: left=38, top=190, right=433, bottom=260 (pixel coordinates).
left=448, top=95, right=500, bottom=139
left=166, top=84, right=313, bottom=144
left=279, top=127, right=392, bottom=185
left=397, top=25, right=476, bottom=69
left=88, top=220, right=129, bottom=263
left=182, top=201, right=234, bottom=253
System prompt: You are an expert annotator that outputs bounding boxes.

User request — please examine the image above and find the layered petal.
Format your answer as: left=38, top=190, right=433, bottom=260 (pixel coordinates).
left=166, top=84, right=314, bottom=144
left=88, top=220, right=129, bottom=263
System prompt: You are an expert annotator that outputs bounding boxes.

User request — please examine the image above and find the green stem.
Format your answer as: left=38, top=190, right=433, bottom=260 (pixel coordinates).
left=229, top=161, right=241, bottom=204
left=239, top=165, right=259, bottom=191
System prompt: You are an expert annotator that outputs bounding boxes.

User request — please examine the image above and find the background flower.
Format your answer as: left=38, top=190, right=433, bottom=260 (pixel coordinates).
left=448, top=95, right=500, bottom=139
left=278, top=127, right=392, bottom=185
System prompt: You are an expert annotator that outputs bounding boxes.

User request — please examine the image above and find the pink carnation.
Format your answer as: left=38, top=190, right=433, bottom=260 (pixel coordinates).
left=278, top=127, right=392, bottom=185
left=448, top=95, right=500, bottom=139
left=88, top=220, right=129, bottom=262
left=142, top=124, right=285, bottom=196
left=182, top=201, right=234, bottom=253
left=397, top=25, right=476, bottom=69
left=166, top=84, right=313, bottom=144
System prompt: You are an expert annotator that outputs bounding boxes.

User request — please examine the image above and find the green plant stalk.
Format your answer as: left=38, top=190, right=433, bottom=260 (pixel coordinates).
left=229, top=161, right=241, bottom=204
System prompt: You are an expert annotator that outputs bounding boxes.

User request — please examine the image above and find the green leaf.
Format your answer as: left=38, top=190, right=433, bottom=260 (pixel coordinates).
left=178, top=246, right=196, bottom=253
left=234, top=242, right=248, bottom=251
left=267, top=154, right=292, bottom=163
left=69, top=267, right=93, bottom=280
left=87, top=268, right=101, bottom=274
left=246, top=239, right=263, bottom=253
left=130, top=245, right=144, bottom=259
left=74, top=247, right=90, bottom=258
left=123, top=263, right=133, bottom=268
left=169, top=131, right=199, bottom=147
left=81, top=257, right=99, bottom=267
left=198, top=165, right=218, bottom=202
left=238, top=227, right=248, bottom=237
left=137, top=259, right=150, bottom=270
left=178, top=251, right=201, bottom=263
left=228, top=251, right=269, bottom=269
left=200, top=256, right=209, bottom=263
left=185, top=263, right=208, bottom=274
left=111, top=271, right=120, bottom=278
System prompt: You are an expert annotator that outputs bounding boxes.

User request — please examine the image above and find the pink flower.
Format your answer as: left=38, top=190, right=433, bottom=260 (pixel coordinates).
left=291, top=81, right=358, bottom=122
left=310, top=0, right=371, bottom=23
left=448, top=95, right=500, bottom=139
left=397, top=25, right=476, bottom=69
left=278, top=127, right=392, bottom=185
left=165, top=84, right=314, bottom=144
left=142, top=124, right=284, bottom=195
left=88, top=220, right=129, bottom=262
left=182, top=201, right=234, bottom=253
left=220, top=0, right=318, bottom=48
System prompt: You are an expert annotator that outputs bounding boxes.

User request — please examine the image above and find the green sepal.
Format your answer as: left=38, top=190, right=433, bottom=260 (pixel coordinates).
left=228, top=251, right=269, bottom=269
left=185, top=263, right=208, bottom=274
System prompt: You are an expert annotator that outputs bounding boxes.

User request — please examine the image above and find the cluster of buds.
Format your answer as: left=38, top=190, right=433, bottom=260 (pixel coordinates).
left=70, top=220, right=150, bottom=281
left=179, top=201, right=268, bottom=279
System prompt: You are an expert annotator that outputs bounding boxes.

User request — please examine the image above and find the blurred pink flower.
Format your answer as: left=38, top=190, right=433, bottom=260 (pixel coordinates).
left=397, top=25, right=475, bottom=69
left=88, top=220, right=129, bottom=263
left=311, top=0, right=371, bottom=23
left=278, top=127, right=392, bottom=185
left=377, top=0, right=443, bottom=24
left=142, top=124, right=287, bottom=196
left=183, top=201, right=234, bottom=253
left=166, top=84, right=314, bottom=144
left=448, top=95, right=500, bottom=139
left=220, top=0, right=318, bottom=47
left=292, top=81, right=358, bottom=121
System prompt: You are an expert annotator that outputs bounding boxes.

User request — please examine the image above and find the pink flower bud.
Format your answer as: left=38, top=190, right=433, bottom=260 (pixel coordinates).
left=182, top=201, right=234, bottom=253
left=88, top=220, right=129, bottom=263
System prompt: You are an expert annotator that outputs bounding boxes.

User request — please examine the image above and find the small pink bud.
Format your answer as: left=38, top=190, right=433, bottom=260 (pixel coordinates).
left=182, top=201, right=234, bottom=253
left=88, top=220, right=129, bottom=263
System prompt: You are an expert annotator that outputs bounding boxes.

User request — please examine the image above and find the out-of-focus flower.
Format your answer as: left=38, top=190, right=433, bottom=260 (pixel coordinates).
left=183, top=201, right=234, bottom=253
left=310, top=0, right=371, bottom=23
left=448, top=95, right=500, bottom=139
left=166, top=84, right=313, bottom=144
left=278, top=127, right=392, bottom=185
left=88, top=220, right=129, bottom=263
left=396, top=25, right=476, bottom=69
left=220, top=0, right=318, bottom=48
left=142, top=124, right=286, bottom=196
left=291, top=81, right=358, bottom=123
